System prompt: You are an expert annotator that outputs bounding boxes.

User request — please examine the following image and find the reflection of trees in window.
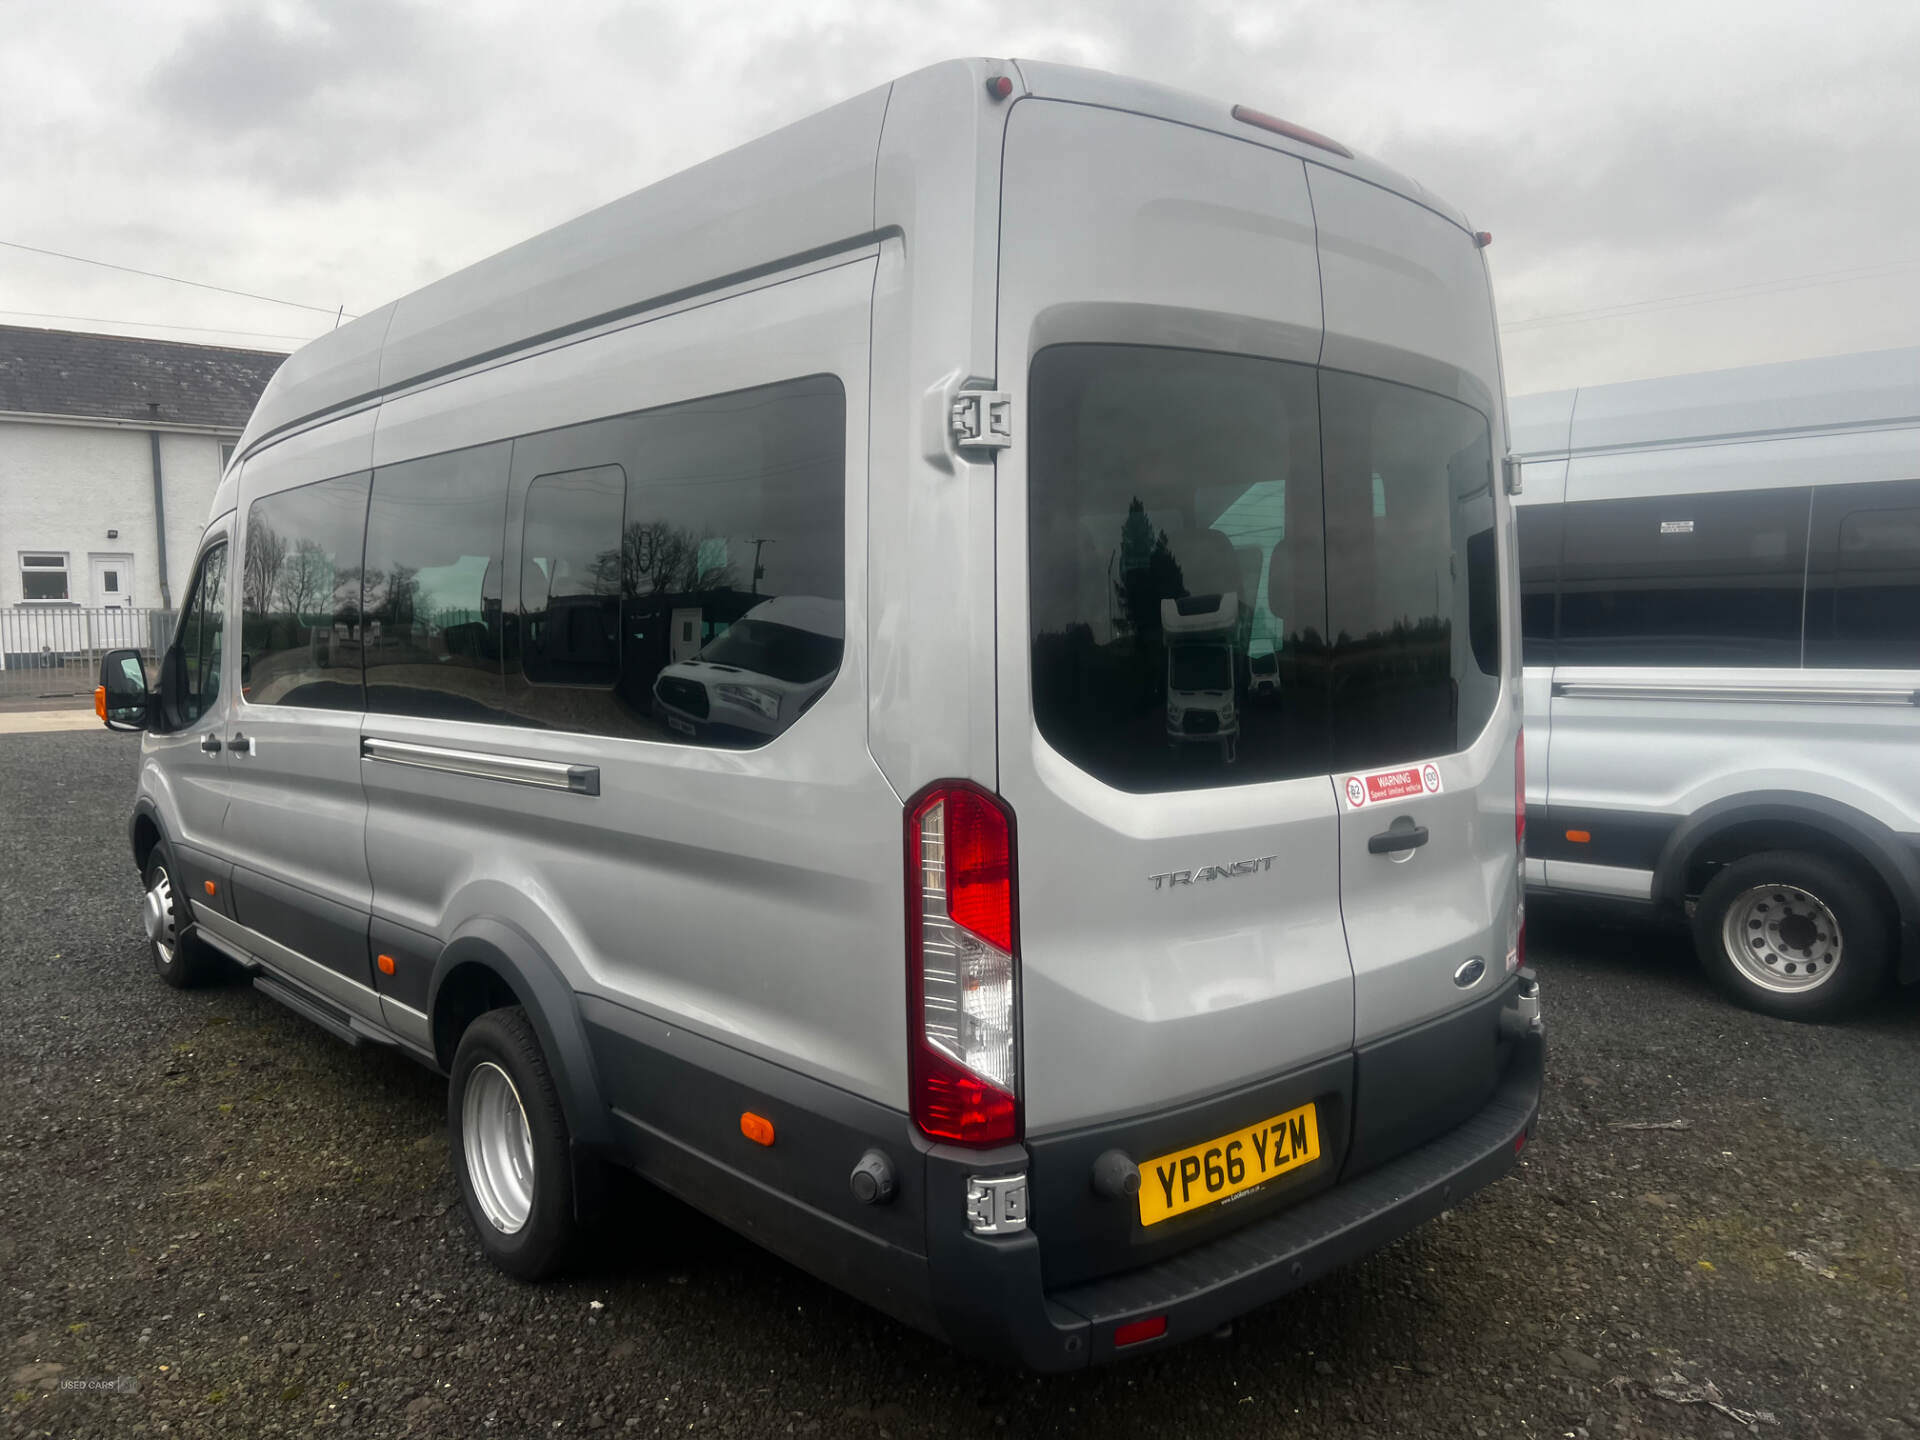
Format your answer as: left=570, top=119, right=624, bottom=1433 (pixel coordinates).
left=244, top=520, right=287, bottom=617
left=365, top=565, right=420, bottom=630
left=1112, top=498, right=1185, bottom=646
left=620, top=521, right=736, bottom=598
left=278, top=539, right=338, bottom=625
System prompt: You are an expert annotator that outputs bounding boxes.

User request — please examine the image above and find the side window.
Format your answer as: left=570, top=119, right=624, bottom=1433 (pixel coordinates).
left=1557, top=487, right=1810, bottom=667
left=1516, top=503, right=1562, bottom=667
left=240, top=473, right=371, bottom=710
left=173, top=542, right=229, bottom=727
left=500, top=376, right=847, bottom=745
left=519, top=466, right=626, bottom=687
left=363, top=442, right=511, bottom=722
left=1805, top=480, right=1920, bottom=668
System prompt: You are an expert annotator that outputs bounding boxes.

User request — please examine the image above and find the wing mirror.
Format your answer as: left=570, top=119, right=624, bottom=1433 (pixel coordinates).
left=96, top=649, right=152, bottom=732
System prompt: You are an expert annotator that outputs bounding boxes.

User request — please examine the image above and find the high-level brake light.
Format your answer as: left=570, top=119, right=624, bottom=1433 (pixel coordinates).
left=906, top=782, right=1020, bottom=1146
left=1229, top=103, right=1354, bottom=159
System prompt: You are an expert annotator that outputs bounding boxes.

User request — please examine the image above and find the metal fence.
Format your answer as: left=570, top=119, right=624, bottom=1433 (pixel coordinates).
left=0, top=607, right=175, bottom=701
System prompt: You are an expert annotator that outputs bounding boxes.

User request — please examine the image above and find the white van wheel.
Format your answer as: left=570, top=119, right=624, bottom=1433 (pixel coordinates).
left=1692, top=851, right=1890, bottom=1021
left=449, top=1006, right=578, bottom=1279
left=142, top=846, right=224, bottom=989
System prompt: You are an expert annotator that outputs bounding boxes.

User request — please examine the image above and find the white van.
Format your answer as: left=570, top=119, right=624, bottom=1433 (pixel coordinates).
left=1513, top=346, right=1920, bottom=1020
left=95, top=59, right=1538, bottom=1368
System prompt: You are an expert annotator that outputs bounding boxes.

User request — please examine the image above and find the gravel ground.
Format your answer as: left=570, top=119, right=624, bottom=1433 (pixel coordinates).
left=4, top=728, right=1918, bottom=1439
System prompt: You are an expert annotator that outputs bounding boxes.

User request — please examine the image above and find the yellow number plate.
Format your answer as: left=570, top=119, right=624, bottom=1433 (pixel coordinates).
left=1137, top=1102, right=1321, bottom=1226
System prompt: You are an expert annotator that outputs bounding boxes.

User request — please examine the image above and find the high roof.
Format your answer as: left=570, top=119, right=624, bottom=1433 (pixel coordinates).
left=1510, top=346, right=1920, bottom=458
left=0, top=324, right=286, bottom=431
left=234, top=58, right=1473, bottom=463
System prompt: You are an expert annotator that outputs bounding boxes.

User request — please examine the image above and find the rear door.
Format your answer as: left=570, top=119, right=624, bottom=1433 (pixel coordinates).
left=993, top=99, right=1351, bottom=1135
left=1310, top=168, right=1518, bottom=1043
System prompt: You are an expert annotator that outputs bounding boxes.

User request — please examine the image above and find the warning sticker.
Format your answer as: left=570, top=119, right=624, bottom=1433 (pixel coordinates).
left=1342, top=762, right=1443, bottom=809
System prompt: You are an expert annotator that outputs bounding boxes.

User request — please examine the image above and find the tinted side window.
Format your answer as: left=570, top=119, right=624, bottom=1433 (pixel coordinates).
left=240, top=473, right=370, bottom=710
left=1320, top=369, right=1500, bottom=771
left=364, top=442, right=511, bottom=722
left=519, top=466, right=625, bottom=687
left=1558, top=487, right=1810, bottom=667
left=1516, top=503, right=1562, bottom=666
left=171, top=542, right=229, bottom=728
left=500, top=376, right=847, bottom=744
left=1805, top=479, right=1920, bottom=669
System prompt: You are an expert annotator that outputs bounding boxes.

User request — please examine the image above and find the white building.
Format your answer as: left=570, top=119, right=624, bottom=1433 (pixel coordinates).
left=0, top=325, right=284, bottom=613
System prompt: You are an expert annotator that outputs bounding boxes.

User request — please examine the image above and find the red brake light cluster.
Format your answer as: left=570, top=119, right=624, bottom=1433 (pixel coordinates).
left=906, top=782, right=1020, bottom=1146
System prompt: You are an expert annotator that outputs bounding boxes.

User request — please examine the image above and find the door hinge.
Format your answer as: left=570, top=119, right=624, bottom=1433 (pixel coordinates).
left=950, top=390, right=1012, bottom=452
left=1501, top=454, right=1524, bottom=495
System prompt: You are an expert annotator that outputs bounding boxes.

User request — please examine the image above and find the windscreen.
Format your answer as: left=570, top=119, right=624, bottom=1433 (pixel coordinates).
left=1028, top=344, right=1500, bottom=793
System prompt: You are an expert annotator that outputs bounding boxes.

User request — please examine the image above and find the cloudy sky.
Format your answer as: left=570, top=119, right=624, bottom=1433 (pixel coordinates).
left=4, top=0, right=1917, bottom=395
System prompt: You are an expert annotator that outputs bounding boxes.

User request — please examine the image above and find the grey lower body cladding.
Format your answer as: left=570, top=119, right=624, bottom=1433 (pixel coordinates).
left=579, top=981, right=1543, bottom=1369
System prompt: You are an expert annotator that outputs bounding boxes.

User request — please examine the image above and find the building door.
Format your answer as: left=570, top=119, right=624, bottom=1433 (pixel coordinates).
left=90, top=553, right=134, bottom=607
left=89, top=553, right=139, bottom=649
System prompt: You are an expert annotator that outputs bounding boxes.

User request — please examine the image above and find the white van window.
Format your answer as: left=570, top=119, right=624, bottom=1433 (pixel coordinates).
left=1805, top=481, right=1920, bottom=668
left=1027, top=344, right=1500, bottom=793
left=502, top=375, right=846, bottom=745
left=240, top=473, right=370, bottom=710
left=363, top=442, right=512, bottom=722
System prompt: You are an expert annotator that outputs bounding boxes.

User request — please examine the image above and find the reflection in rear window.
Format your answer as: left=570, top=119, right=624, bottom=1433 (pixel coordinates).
left=1027, top=344, right=1500, bottom=793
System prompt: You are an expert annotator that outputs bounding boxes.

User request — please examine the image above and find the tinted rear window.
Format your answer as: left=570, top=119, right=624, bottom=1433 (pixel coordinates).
left=1028, top=345, right=1501, bottom=793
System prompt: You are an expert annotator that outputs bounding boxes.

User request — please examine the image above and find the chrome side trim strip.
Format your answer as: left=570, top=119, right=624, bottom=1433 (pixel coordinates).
left=1541, top=859, right=1656, bottom=901
left=1552, top=681, right=1920, bottom=707
left=360, top=736, right=601, bottom=795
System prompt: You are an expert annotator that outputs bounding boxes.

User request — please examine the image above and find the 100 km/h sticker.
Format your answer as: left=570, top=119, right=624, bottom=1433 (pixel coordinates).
left=1137, top=1103, right=1322, bottom=1226
left=1343, top=762, right=1443, bottom=809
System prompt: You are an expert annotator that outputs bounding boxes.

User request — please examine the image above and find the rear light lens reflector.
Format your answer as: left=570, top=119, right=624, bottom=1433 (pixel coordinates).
left=1114, top=1315, right=1168, bottom=1347
left=907, top=782, right=1019, bottom=1146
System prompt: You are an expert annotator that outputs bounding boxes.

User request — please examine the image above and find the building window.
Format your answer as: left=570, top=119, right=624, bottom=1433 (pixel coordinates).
left=20, top=553, right=71, bottom=602
left=221, top=442, right=237, bottom=472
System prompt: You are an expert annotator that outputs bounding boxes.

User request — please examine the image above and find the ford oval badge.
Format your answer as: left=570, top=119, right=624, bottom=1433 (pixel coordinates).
left=1453, top=957, right=1487, bottom=989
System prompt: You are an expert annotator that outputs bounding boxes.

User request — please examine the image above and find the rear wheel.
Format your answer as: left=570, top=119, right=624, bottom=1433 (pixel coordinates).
left=448, top=1007, right=578, bottom=1279
left=1692, top=851, right=1890, bottom=1020
left=142, top=846, right=225, bottom=989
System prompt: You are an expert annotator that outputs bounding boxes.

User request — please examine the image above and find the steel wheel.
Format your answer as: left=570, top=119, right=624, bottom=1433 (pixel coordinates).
left=143, top=865, right=177, bottom=967
left=1720, top=882, right=1842, bottom=994
left=462, top=1060, right=536, bottom=1234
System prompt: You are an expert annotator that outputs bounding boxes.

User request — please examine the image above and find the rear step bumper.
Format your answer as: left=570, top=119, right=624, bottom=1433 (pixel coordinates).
left=926, top=1029, right=1543, bottom=1370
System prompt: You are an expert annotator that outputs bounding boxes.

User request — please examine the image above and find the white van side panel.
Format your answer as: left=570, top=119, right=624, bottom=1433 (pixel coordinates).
left=360, top=260, right=911, bottom=1104
left=866, top=58, right=1019, bottom=795
left=237, top=82, right=893, bottom=456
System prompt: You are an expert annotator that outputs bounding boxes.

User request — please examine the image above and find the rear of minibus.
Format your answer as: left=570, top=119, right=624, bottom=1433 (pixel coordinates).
left=910, top=68, right=1539, bottom=1365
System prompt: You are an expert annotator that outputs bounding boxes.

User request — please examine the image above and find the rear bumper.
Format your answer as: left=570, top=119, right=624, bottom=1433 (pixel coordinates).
left=582, top=992, right=1542, bottom=1371
left=929, top=1028, right=1542, bottom=1369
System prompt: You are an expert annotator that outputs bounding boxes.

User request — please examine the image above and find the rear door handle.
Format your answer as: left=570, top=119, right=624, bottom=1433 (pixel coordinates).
left=1367, top=825, right=1429, bottom=855
left=230, top=732, right=254, bottom=756
left=199, top=735, right=222, bottom=754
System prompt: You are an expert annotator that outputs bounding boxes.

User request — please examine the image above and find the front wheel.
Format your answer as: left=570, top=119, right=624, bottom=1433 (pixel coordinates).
left=1691, top=851, right=1891, bottom=1021
left=142, top=846, right=225, bottom=989
left=448, top=1007, right=578, bottom=1279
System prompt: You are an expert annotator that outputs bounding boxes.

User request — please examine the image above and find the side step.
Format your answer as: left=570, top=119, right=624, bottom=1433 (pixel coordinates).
left=253, top=973, right=364, bottom=1049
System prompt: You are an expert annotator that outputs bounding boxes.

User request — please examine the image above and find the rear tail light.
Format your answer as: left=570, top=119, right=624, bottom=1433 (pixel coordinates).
left=1510, top=732, right=1527, bottom=972
left=906, top=782, right=1020, bottom=1146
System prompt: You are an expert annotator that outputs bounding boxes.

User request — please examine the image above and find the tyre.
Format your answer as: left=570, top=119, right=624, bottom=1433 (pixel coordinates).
left=448, top=1006, right=578, bottom=1280
left=1692, top=850, right=1891, bottom=1021
left=142, top=845, right=226, bottom=989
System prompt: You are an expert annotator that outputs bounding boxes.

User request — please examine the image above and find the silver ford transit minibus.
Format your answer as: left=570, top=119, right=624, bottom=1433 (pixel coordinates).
left=96, top=58, right=1540, bottom=1368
